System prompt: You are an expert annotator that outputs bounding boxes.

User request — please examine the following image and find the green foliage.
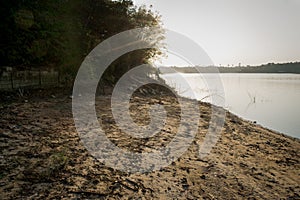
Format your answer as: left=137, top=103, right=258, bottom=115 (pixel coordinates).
left=48, top=151, right=69, bottom=172
left=0, top=0, right=164, bottom=85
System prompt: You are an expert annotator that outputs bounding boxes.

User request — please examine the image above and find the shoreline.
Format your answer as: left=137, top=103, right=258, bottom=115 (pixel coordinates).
left=223, top=107, right=300, bottom=140
left=0, top=94, right=299, bottom=199
left=161, top=73, right=300, bottom=140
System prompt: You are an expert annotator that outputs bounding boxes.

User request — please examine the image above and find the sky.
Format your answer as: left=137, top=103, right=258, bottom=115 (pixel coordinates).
left=133, top=0, right=300, bottom=66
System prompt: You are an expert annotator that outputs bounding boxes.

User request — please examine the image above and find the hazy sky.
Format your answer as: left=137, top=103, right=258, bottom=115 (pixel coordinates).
left=133, top=0, right=300, bottom=66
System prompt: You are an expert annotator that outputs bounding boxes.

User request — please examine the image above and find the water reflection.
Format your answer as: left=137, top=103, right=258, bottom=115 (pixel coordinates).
left=161, top=73, right=300, bottom=138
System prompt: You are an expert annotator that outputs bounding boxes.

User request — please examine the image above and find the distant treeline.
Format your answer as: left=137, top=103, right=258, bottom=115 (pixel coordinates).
left=159, top=62, right=300, bottom=74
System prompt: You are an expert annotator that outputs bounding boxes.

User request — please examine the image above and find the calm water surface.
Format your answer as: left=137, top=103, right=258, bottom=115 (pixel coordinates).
left=161, top=73, right=300, bottom=138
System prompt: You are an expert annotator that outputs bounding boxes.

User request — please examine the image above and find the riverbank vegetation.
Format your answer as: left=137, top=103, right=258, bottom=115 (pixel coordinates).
left=0, top=0, right=163, bottom=86
left=159, top=62, right=300, bottom=74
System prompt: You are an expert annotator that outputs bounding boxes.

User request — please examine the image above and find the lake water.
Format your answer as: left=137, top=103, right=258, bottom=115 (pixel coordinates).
left=161, top=73, right=300, bottom=139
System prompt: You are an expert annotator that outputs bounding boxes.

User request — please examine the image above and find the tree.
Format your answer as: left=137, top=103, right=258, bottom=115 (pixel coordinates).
left=0, top=0, right=164, bottom=85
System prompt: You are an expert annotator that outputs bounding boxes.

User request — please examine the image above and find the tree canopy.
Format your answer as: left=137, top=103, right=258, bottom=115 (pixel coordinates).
left=0, top=0, right=163, bottom=84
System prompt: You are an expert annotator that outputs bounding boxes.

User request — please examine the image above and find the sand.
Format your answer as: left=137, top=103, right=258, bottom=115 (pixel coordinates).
left=0, top=94, right=299, bottom=199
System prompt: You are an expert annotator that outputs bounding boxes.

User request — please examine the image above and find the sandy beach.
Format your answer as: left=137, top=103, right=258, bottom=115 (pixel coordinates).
left=0, top=92, right=299, bottom=199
